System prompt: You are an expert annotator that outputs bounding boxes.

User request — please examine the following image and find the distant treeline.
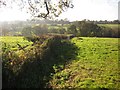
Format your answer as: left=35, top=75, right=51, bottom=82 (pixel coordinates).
left=71, top=21, right=119, bottom=38
left=1, top=20, right=119, bottom=38
left=28, top=19, right=120, bottom=24
left=21, top=21, right=119, bottom=38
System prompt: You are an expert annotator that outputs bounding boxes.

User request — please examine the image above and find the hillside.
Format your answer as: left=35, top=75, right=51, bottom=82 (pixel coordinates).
left=1, top=36, right=119, bottom=89
left=49, top=37, right=119, bottom=88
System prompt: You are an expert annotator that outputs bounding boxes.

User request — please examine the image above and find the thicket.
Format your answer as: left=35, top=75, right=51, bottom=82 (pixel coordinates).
left=2, top=35, right=78, bottom=88
left=72, top=21, right=119, bottom=38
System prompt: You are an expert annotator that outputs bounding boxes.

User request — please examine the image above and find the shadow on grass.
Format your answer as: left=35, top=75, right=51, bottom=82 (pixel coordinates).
left=2, top=37, right=78, bottom=88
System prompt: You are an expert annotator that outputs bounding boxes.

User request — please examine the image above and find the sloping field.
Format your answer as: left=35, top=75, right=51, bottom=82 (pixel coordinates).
left=50, top=37, right=119, bottom=89
left=0, top=36, right=33, bottom=51
left=1, top=36, right=119, bottom=89
left=98, top=24, right=119, bottom=29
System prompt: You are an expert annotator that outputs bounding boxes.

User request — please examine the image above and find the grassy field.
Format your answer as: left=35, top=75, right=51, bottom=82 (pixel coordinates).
left=0, top=36, right=33, bottom=51
left=98, top=24, right=119, bottom=29
left=50, top=37, right=119, bottom=88
left=49, top=24, right=119, bottom=30
left=1, top=36, right=119, bottom=89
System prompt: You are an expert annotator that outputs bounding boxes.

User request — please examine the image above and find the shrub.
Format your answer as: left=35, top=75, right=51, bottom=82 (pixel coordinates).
left=2, top=35, right=78, bottom=88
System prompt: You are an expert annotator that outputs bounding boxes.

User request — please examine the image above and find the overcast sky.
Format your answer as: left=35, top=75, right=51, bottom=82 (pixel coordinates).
left=0, top=0, right=119, bottom=21
left=58, top=0, right=119, bottom=21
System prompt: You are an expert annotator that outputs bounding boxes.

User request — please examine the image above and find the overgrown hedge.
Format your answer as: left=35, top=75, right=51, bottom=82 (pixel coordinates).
left=2, top=35, right=78, bottom=88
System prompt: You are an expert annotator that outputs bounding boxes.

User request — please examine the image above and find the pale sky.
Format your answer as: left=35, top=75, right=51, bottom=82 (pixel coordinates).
left=0, top=0, right=119, bottom=21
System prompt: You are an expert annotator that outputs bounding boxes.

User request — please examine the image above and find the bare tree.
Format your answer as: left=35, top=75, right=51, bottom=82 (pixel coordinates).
left=0, top=0, right=73, bottom=19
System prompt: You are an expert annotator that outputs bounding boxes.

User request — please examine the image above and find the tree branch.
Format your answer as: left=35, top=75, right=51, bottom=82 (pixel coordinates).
left=28, top=0, right=35, bottom=10
left=44, top=1, right=49, bottom=18
left=0, top=1, right=6, bottom=6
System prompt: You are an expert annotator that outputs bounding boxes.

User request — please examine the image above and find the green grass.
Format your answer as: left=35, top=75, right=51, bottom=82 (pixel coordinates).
left=98, top=24, right=119, bottom=29
left=0, top=36, right=33, bottom=51
left=50, top=37, right=119, bottom=89
left=1, top=36, right=119, bottom=89
left=48, top=24, right=68, bottom=30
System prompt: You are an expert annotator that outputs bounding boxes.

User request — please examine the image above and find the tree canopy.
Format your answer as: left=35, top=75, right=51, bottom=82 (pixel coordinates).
left=0, top=0, right=73, bottom=19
